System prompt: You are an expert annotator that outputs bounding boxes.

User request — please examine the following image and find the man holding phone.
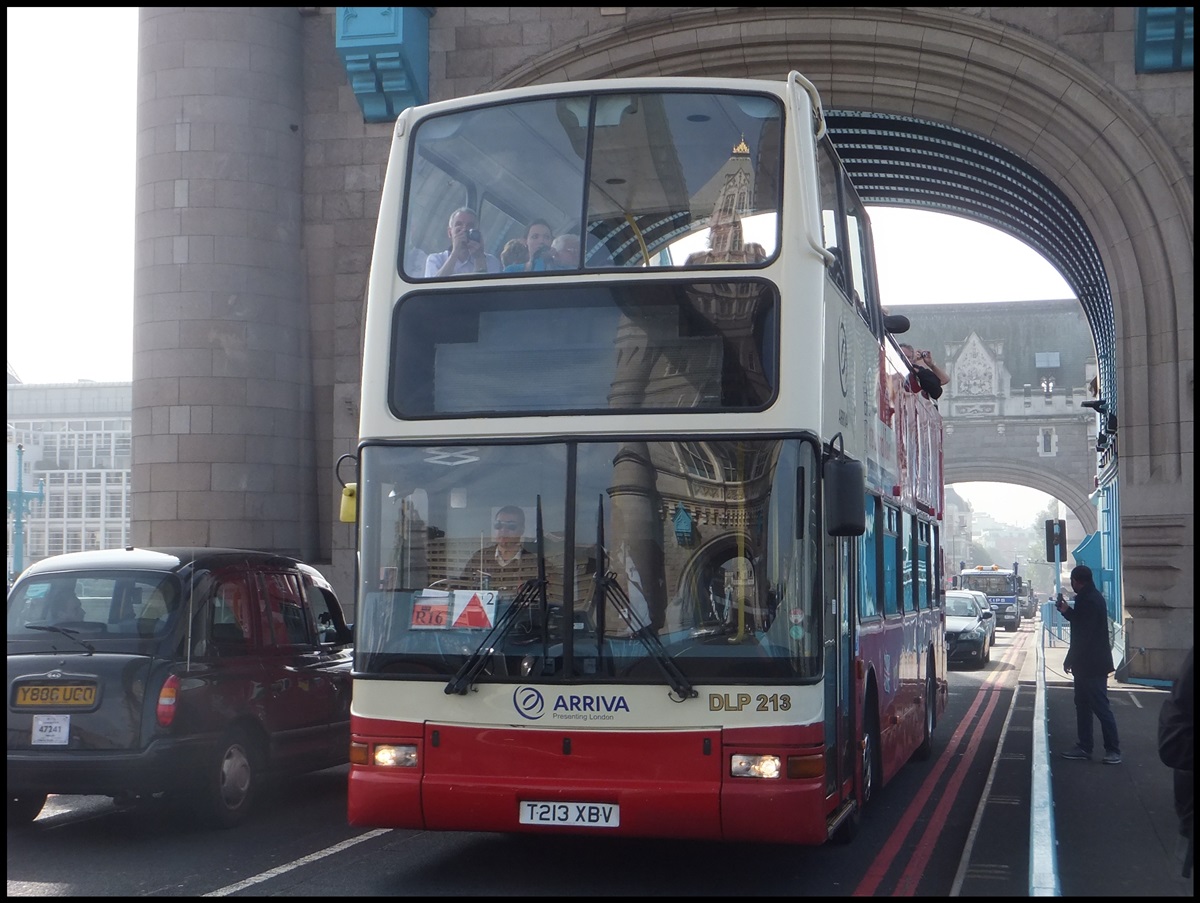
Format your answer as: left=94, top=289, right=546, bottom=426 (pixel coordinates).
left=1057, top=564, right=1122, bottom=764
left=425, top=207, right=500, bottom=277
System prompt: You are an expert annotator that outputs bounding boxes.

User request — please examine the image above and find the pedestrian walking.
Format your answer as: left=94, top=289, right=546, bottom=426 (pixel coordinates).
left=1158, top=647, right=1193, bottom=878
left=1056, top=564, right=1121, bottom=763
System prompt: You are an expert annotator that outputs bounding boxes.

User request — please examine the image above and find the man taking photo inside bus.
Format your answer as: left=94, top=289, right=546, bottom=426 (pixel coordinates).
left=425, top=207, right=500, bottom=277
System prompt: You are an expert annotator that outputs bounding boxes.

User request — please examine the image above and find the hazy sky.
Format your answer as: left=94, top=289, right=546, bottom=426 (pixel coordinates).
left=5, top=7, right=1071, bottom=528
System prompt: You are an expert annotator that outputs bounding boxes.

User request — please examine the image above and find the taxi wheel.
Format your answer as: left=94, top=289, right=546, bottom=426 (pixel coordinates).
left=194, top=727, right=260, bottom=828
left=7, top=792, right=47, bottom=826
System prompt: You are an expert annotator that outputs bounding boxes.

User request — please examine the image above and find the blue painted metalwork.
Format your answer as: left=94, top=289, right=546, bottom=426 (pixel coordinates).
left=335, top=7, right=432, bottom=122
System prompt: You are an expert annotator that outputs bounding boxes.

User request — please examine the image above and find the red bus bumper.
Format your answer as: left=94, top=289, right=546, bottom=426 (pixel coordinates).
left=349, top=717, right=832, bottom=844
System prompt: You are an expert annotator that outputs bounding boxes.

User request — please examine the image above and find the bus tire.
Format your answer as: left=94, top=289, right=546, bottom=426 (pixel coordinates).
left=914, top=670, right=936, bottom=761
left=861, top=700, right=882, bottom=809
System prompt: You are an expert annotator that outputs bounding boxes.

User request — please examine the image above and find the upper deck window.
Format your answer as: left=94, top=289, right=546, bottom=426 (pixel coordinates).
left=401, top=90, right=784, bottom=278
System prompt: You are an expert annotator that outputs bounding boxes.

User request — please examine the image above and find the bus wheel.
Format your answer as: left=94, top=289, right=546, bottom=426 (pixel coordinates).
left=861, top=706, right=881, bottom=808
left=914, top=672, right=935, bottom=761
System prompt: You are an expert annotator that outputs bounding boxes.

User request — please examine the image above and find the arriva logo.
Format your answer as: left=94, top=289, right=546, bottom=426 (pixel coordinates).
left=512, top=687, right=632, bottom=721
left=552, top=694, right=630, bottom=714
left=513, top=686, right=545, bottom=720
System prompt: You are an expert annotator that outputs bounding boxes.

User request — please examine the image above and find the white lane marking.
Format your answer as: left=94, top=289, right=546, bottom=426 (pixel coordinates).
left=203, top=829, right=392, bottom=896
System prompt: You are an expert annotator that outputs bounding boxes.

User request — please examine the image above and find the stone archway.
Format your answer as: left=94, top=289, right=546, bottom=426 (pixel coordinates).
left=491, top=6, right=1192, bottom=674
left=943, top=461, right=1097, bottom=534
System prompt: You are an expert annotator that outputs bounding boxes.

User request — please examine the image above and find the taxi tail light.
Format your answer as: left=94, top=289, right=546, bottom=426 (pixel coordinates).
left=156, top=674, right=180, bottom=727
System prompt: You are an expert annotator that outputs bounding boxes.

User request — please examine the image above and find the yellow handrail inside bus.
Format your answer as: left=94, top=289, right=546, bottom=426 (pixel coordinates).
left=731, top=442, right=749, bottom=644
left=624, top=211, right=651, bottom=266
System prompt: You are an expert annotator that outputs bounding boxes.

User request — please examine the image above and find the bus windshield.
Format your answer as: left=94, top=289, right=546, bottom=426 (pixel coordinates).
left=355, top=438, right=822, bottom=684
left=401, top=89, right=783, bottom=276
left=961, top=573, right=1016, bottom=596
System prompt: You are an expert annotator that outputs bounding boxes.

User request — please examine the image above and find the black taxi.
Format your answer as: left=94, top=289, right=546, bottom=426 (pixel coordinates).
left=7, top=548, right=352, bottom=828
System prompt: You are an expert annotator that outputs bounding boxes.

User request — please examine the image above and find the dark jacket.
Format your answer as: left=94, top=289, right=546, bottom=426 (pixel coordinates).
left=905, top=368, right=943, bottom=400
left=1158, top=647, right=1193, bottom=877
left=1159, top=647, right=1195, bottom=770
left=1060, top=583, right=1115, bottom=676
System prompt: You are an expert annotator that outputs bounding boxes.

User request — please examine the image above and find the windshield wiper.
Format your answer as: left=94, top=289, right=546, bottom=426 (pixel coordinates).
left=25, top=624, right=96, bottom=655
left=444, top=576, right=544, bottom=695
left=594, top=571, right=697, bottom=702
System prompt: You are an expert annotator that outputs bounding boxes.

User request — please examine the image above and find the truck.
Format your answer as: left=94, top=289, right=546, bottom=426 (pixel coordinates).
left=1018, top=578, right=1037, bottom=619
left=959, top=562, right=1023, bottom=632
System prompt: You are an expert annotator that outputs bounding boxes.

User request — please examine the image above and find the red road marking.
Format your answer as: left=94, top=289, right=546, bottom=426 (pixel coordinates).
left=853, top=630, right=1027, bottom=895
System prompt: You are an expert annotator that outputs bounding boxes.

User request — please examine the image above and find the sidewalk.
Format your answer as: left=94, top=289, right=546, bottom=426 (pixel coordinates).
left=1039, top=637, right=1191, bottom=896
left=959, top=620, right=1191, bottom=896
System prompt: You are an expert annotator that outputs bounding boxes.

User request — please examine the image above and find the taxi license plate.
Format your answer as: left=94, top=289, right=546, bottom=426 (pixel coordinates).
left=14, top=684, right=97, bottom=708
left=519, top=801, right=620, bottom=828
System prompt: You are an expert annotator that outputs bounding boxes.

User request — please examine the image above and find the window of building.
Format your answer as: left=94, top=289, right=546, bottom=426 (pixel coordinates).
left=1136, top=7, right=1194, bottom=73
left=1038, top=427, right=1058, bottom=457
left=677, top=442, right=718, bottom=480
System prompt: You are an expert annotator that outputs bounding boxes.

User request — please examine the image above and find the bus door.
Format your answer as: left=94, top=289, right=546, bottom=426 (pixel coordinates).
left=823, top=532, right=857, bottom=800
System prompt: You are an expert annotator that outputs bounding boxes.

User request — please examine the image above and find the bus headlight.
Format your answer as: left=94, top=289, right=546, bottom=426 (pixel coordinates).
left=730, top=754, right=782, bottom=779
left=373, top=744, right=418, bottom=767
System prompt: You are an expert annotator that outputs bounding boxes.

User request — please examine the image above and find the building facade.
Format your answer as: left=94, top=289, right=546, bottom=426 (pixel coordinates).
left=6, top=376, right=132, bottom=579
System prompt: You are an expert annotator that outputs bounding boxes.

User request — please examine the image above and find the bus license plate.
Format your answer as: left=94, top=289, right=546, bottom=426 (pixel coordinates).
left=519, top=801, right=620, bottom=828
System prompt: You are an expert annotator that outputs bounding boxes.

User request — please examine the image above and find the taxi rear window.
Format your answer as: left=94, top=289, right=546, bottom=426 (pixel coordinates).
left=7, top=572, right=181, bottom=640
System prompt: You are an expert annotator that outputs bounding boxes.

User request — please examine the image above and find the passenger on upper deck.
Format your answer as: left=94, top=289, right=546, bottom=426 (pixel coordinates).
left=424, top=207, right=501, bottom=277
left=549, top=233, right=581, bottom=269
left=500, top=238, right=528, bottom=269
left=504, top=220, right=554, bottom=272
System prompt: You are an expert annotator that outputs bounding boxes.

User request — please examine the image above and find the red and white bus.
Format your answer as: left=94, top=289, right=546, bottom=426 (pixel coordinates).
left=343, top=71, right=946, bottom=844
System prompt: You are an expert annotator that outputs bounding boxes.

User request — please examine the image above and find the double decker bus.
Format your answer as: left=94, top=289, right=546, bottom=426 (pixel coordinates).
left=344, top=72, right=946, bottom=845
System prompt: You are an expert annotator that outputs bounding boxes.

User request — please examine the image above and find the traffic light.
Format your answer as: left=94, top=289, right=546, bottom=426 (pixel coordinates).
left=1045, top=519, right=1067, bottom=562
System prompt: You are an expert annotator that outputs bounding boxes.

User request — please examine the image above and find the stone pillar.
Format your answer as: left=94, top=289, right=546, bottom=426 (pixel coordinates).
left=132, top=8, right=316, bottom=556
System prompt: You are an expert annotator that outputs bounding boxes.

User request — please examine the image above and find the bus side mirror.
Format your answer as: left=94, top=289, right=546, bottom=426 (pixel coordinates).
left=824, top=456, right=866, bottom=536
left=883, top=314, right=910, bottom=334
